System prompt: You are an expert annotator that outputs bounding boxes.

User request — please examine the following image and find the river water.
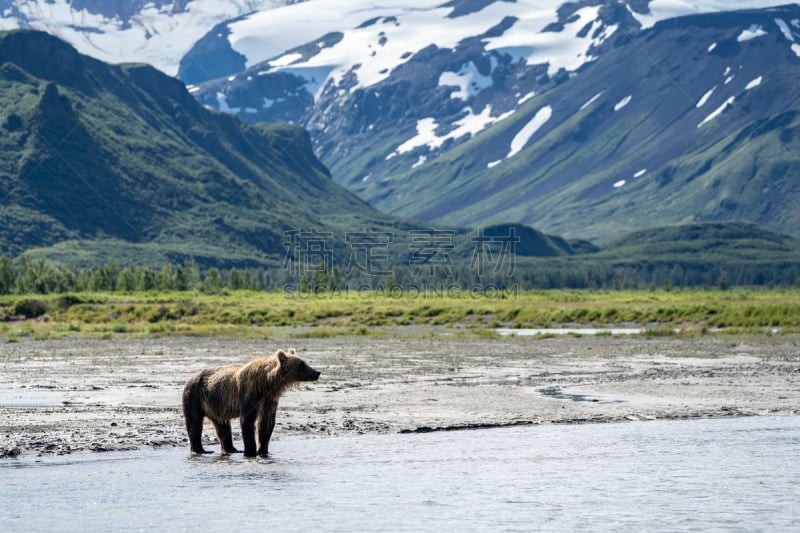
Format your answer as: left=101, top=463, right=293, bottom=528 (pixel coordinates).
left=2, top=416, right=799, bottom=532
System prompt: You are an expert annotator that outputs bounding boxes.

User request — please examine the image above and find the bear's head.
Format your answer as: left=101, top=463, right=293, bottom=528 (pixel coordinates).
left=277, top=348, right=321, bottom=382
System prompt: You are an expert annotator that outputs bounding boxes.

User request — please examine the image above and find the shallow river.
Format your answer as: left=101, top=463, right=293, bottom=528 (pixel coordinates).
left=2, top=416, right=799, bottom=532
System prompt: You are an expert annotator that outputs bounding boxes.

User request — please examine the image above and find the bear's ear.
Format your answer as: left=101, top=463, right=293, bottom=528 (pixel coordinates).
left=287, top=348, right=297, bottom=356
left=276, top=349, right=287, bottom=364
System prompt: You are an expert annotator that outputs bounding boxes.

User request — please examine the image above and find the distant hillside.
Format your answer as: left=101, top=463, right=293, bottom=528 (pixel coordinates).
left=601, top=221, right=799, bottom=260
left=512, top=220, right=800, bottom=289
left=595, top=220, right=800, bottom=288
left=0, top=30, right=402, bottom=268
left=482, top=224, right=597, bottom=257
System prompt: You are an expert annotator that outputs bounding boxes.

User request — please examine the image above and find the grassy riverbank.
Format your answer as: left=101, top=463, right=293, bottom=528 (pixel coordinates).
left=1, top=289, right=799, bottom=340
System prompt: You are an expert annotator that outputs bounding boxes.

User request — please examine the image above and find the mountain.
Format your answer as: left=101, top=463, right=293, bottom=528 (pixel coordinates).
left=3, top=0, right=798, bottom=242
left=0, top=0, right=294, bottom=75
left=0, top=29, right=405, bottom=268
left=185, top=1, right=800, bottom=240
left=372, top=5, right=800, bottom=240
left=1, top=30, right=794, bottom=290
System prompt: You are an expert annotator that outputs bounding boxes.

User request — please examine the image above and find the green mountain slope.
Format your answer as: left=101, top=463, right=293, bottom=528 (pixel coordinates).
left=354, top=8, right=800, bottom=240
left=0, top=30, right=393, bottom=267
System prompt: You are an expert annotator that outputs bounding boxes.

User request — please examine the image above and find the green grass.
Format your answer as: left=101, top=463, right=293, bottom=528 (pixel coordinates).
left=1, top=288, right=799, bottom=340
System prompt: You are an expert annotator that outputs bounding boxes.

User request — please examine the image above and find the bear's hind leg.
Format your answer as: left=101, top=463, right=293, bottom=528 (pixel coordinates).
left=211, top=418, right=240, bottom=454
left=240, top=407, right=259, bottom=458
left=186, top=415, right=212, bottom=454
left=183, top=373, right=214, bottom=454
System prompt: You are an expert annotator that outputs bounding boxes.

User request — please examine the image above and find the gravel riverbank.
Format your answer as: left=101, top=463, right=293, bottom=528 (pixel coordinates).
left=2, top=333, right=798, bottom=458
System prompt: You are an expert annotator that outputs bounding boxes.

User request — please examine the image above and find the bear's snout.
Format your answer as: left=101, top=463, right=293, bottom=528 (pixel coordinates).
left=297, top=361, right=321, bottom=382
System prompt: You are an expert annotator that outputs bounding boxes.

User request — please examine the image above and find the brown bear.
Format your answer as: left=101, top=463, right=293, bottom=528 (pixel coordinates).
left=182, top=348, right=320, bottom=457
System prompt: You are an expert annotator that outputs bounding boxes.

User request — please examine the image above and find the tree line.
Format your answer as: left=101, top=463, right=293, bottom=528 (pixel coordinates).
left=0, top=255, right=797, bottom=295
left=0, top=257, right=259, bottom=295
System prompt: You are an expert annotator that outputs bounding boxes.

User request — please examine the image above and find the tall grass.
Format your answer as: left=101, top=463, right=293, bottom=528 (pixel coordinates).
left=1, top=288, right=799, bottom=339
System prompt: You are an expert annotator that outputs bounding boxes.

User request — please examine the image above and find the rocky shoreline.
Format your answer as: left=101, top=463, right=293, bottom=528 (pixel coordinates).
left=2, top=334, right=798, bottom=458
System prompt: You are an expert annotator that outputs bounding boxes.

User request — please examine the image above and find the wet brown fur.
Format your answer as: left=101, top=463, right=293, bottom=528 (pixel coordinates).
left=182, top=348, right=320, bottom=457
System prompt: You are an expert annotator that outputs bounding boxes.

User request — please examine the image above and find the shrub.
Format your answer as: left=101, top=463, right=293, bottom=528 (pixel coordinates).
left=54, top=294, right=85, bottom=311
left=13, top=299, right=49, bottom=318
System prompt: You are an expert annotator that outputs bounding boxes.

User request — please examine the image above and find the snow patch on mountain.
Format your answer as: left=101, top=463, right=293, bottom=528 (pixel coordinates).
left=580, top=92, right=603, bottom=110
left=4, top=0, right=798, bottom=79
left=518, top=92, right=536, bottom=105
left=745, top=76, right=763, bottom=90
left=389, top=118, right=438, bottom=158
left=483, top=5, right=615, bottom=76
left=487, top=104, right=554, bottom=169
left=508, top=106, right=553, bottom=159
left=216, top=91, right=240, bottom=113
left=614, top=95, right=633, bottom=111
left=627, top=1, right=793, bottom=30
left=271, top=52, right=303, bottom=67
left=775, top=18, right=795, bottom=41
left=388, top=105, right=513, bottom=160
left=0, top=0, right=289, bottom=75
left=737, top=24, right=768, bottom=42
left=222, top=0, right=632, bottom=99
left=698, top=96, right=735, bottom=128
left=439, top=60, right=496, bottom=101
left=696, top=86, right=716, bottom=108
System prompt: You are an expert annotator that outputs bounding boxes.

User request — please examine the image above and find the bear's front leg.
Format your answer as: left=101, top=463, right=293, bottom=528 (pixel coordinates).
left=239, top=404, right=258, bottom=457
left=257, top=402, right=278, bottom=457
